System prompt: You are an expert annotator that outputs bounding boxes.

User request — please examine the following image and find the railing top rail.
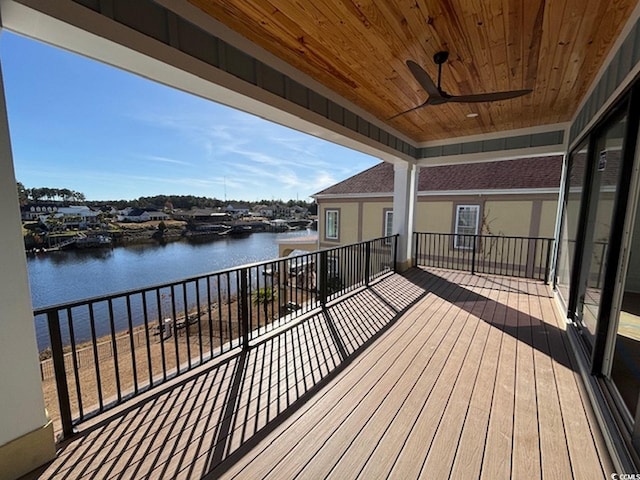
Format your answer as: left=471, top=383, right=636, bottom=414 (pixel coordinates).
left=34, top=234, right=398, bottom=315
left=413, top=232, right=554, bottom=242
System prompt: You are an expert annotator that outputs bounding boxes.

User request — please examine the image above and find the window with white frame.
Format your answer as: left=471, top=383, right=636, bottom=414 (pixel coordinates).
left=384, top=210, right=393, bottom=242
left=454, top=205, right=480, bottom=249
left=325, top=209, right=339, bottom=240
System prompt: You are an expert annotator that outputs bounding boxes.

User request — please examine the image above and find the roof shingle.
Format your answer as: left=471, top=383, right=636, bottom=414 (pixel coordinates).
left=314, top=156, right=563, bottom=196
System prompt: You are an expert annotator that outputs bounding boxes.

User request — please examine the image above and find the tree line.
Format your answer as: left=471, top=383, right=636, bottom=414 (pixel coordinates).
left=17, top=183, right=314, bottom=210
left=17, top=182, right=86, bottom=204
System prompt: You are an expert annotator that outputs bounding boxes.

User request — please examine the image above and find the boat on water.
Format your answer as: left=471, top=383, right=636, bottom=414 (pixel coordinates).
left=27, top=232, right=112, bottom=253
left=228, top=225, right=253, bottom=237
left=183, top=223, right=232, bottom=241
left=75, top=234, right=112, bottom=249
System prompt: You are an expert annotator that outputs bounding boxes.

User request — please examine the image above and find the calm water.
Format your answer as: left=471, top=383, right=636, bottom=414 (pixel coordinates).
left=28, top=231, right=312, bottom=349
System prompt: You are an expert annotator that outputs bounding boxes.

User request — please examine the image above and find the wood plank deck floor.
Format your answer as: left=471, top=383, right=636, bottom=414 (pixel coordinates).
left=28, top=268, right=613, bottom=479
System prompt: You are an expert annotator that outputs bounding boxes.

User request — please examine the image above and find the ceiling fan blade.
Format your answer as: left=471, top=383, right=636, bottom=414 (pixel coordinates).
left=387, top=101, right=429, bottom=120
left=406, top=60, right=440, bottom=97
left=446, top=89, right=532, bottom=103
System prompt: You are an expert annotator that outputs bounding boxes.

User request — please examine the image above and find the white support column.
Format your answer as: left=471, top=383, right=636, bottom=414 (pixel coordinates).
left=393, top=162, right=419, bottom=271
left=0, top=43, right=55, bottom=478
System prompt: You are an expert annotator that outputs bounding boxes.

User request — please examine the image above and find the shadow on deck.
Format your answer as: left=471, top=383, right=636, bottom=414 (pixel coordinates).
left=25, top=268, right=612, bottom=479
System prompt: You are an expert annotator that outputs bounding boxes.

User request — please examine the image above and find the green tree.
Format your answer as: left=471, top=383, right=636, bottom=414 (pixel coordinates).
left=16, top=182, right=28, bottom=205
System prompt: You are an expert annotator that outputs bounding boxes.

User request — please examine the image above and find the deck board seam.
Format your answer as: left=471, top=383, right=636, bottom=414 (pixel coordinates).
left=446, top=278, right=503, bottom=476
left=384, top=273, right=487, bottom=478
left=286, top=272, right=475, bottom=478
left=417, top=275, right=498, bottom=476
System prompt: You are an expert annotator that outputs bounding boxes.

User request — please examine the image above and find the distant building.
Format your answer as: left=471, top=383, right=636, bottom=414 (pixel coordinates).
left=287, top=205, right=308, bottom=218
left=117, top=208, right=170, bottom=222
left=38, top=205, right=100, bottom=230
left=21, top=204, right=58, bottom=221
left=172, top=208, right=231, bottom=223
left=225, top=204, right=250, bottom=218
left=253, top=204, right=274, bottom=218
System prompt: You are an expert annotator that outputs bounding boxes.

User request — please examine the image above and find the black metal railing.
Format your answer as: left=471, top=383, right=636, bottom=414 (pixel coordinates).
left=36, top=235, right=397, bottom=437
left=413, top=232, right=554, bottom=282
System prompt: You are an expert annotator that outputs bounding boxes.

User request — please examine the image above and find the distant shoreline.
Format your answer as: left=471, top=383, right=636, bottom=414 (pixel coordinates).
left=25, top=218, right=312, bottom=253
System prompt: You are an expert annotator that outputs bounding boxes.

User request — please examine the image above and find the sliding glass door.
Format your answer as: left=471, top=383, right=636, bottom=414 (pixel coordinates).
left=610, top=201, right=640, bottom=418
left=574, top=111, right=627, bottom=348
left=556, top=140, right=588, bottom=308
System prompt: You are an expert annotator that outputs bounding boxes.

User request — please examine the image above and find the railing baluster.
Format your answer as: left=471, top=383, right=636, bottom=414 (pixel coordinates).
left=206, top=276, right=214, bottom=358
left=365, top=241, right=371, bottom=285
left=107, top=299, right=122, bottom=402
left=125, top=295, right=138, bottom=395
left=141, top=292, right=153, bottom=387
left=530, top=238, right=538, bottom=279
left=471, top=235, right=477, bottom=275
left=240, top=268, right=250, bottom=350
left=518, top=238, right=524, bottom=278
left=319, top=250, right=328, bottom=306
left=87, top=303, right=103, bottom=411
left=545, top=238, right=554, bottom=284
left=195, top=279, right=203, bottom=363
left=170, top=285, right=180, bottom=373
left=66, top=307, right=83, bottom=421
left=216, top=274, right=223, bottom=353
left=182, top=282, right=191, bottom=370
left=235, top=271, right=241, bottom=349
left=155, top=290, right=167, bottom=382
left=47, top=310, right=74, bottom=438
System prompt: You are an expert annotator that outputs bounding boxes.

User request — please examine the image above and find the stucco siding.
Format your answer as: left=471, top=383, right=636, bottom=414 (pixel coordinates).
left=362, top=202, right=392, bottom=240
left=415, top=201, right=453, bottom=232
left=483, top=201, right=532, bottom=236
left=539, top=200, right=559, bottom=237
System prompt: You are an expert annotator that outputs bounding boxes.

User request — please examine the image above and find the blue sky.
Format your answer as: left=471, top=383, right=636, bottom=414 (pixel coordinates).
left=0, top=32, right=380, bottom=202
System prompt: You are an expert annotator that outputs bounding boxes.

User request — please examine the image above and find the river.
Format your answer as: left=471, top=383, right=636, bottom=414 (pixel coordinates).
left=27, top=230, right=314, bottom=349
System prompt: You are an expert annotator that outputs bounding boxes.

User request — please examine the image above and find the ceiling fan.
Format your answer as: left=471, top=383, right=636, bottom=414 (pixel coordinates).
left=389, top=51, right=532, bottom=119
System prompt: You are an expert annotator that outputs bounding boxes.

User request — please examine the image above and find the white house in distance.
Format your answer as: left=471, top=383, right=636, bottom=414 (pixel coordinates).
left=21, top=204, right=57, bottom=221
left=38, top=205, right=100, bottom=230
left=225, top=203, right=250, bottom=218
left=116, top=207, right=171, bottom=222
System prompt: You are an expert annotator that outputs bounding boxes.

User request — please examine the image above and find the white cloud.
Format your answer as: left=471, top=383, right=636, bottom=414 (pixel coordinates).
left=137, top=154, right=193, bottom=166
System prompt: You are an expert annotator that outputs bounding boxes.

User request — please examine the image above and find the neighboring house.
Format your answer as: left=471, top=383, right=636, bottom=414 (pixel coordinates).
left=225, top=204, right=250, bottom=218
left=117, top=208, right=148, bottom=222
left=147, top=211, right=171, bottom=221
left=39, top=205, right=100, bottom=230
left=172, top=208, right=231, bottom=223
left=288, top=205, right=309, bottom=218
left=21, top=204, right=58, bottom=221
left=252, top=204, right=274, bottom=218
left=313, top=155, right=563, bottom=249
left=251, top=203, right=306, bottom=219
left=117, top=208, right=171, bottom=222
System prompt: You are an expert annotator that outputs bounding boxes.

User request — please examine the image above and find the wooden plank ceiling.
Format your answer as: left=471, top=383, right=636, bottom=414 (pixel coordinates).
left=188, top=0, right=638, bottom=143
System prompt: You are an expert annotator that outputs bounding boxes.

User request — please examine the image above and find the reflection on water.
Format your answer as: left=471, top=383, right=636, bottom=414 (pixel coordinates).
left=28, top=231, right=313, bottom=349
